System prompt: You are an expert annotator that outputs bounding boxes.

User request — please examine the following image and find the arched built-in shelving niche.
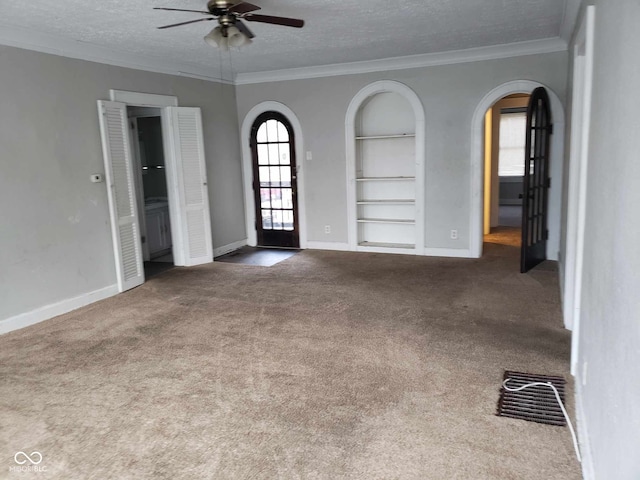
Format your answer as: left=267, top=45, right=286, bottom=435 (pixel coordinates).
left=346, top=81, right=425, bottom=254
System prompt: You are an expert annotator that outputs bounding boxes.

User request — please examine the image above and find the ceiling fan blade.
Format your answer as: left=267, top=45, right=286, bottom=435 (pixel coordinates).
left=158, top=17, right=214, bottom=29
left=229, top=2, right=261, bottom=14
left=244, top=14, right=304, bottom=28
left=154, top=7, right=211, bottom=15
left=234, top=19, right=255, bottom=39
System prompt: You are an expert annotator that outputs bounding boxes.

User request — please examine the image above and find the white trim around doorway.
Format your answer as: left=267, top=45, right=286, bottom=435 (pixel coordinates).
left=469, top=80, right=566, bottom=260
left=240, top=102, right=308, bottom=249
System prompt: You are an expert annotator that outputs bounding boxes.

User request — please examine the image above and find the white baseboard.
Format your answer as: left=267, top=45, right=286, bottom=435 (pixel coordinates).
left=423, top=248, right=473, bottom=258
left=356, top=245, right=417, bottom=255
left=575, top=381, right=595, bottom=480
left=0, top=284, right=119, bottom=335
left=306, top=241, right=350, bottom=252
left=213, top=239, right=248, bottom=258
left=305, top=242, right=473, bottom=260
left=305, top=242, right=473, bottom=259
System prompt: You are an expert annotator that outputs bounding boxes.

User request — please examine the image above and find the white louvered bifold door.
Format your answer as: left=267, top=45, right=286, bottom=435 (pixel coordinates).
left=97, top=100, right=145, bottom=292
left=167, top=107, right=213, bottom=266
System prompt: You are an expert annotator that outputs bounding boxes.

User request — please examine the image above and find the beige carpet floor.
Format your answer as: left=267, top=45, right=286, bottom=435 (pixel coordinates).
left=484, top=226, right=522, bottom=248
left=0, top=244, right=581, bottom=479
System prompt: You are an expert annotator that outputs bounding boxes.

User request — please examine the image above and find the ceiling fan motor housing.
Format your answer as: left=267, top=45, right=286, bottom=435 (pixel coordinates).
left=218, top=14, right=236, bottom=28
left=207, top=0, right=237, bottom=15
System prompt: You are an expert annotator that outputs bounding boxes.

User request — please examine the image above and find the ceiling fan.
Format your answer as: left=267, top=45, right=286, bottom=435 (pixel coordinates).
left=155, top=0, right=304, bottom=48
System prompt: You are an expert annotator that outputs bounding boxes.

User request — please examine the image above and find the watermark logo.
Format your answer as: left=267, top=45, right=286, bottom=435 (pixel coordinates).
left=14, top=452, right=42, bottom=465
left=10, top=452, right=47, bottom=473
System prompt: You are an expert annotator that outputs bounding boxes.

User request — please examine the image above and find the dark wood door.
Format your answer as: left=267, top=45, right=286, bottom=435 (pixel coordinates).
left=250, top=112, right=300, bottom=248
left=521, top=87, right=552, bottom=273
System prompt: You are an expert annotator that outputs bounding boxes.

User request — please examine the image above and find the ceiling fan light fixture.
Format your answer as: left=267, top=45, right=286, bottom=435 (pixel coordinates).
left=227, top=25, right=248, bottom=47
left=204, top=24, right=250, bottom=50
left=204, top=26, right=229, bottom=50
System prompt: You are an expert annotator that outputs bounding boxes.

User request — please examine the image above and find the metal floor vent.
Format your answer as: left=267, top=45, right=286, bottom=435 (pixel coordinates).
left=497, top=371, right=567, bottom=427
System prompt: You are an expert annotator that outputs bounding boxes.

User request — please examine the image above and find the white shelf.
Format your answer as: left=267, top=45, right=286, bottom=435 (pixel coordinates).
left=356, top=176, right=415, bottom=182
left=357, top=199, right=415, bottom=205
left=359, top=241, right=415, bottom=249
left=356, top=134, right=416, bottom=140
left=357, top=218, right=415, bottom=225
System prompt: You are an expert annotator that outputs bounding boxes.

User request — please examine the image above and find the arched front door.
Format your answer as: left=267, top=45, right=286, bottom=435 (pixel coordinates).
left=250, top=112, right=300, bottom=248
left=521, top=87, right=552, bottom=273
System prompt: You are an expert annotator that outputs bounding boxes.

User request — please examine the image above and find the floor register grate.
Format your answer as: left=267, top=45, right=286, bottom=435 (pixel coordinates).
left=497, top=371, right=567, bottom=427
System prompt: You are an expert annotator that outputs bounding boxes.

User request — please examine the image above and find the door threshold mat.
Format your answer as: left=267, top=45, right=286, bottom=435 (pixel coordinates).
left=497, top=371, right=567, bottom=426
left=215, top=246, right=299, bottom=267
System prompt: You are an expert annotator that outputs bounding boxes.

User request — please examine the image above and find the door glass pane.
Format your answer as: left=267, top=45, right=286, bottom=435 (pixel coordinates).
left=260, top=188, right=271, bottom=209
left=266, top=120, right=278, bottom=142
left=268, top=144, right=280, bottom=165
left=281, top=189, right=293, bottom=209
left=277, top=122, right=289, bottom=142
left=262, top=210, right=272, bottom=229
left=283, top=210, right=294, bottom=231
left=272, top=210, right=283, bottom=230
left=271, top=189, right=283, bottom=209
left=257, top=124, right=267, bottom=143
left=280, top=167, right=291, bottom=187
left=257, top=144, right=269, bottom=165
left=279, top=145, right=290, bottom=165
left=259, top=166, right=270, bottom=186
left=269, top=166, right=281, bottom=187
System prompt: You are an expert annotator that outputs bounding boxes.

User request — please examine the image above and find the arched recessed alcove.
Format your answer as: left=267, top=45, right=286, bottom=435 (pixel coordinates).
left=345, top=81, right=425, bottom=254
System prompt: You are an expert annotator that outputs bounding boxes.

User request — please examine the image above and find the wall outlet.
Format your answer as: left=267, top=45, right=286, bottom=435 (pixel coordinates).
left=450, top=229, right=458, bottom=240
left=324, top=225, right=331, bottom=234
left=306, top=151, right=313, bottom=161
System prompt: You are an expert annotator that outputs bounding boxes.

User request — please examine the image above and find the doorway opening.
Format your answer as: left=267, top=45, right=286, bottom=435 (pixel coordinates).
left=483, top=94, right=530, bottom=249
left=98, top=91, right=213, bottom=293
left=250, top=112, right=300, bottom=248
left=127, top=107, right=175, bottom=278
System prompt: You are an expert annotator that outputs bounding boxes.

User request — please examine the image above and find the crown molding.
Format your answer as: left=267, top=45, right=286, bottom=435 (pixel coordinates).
left=560, top=0, right=583, bottom=43
left=0, top=23, right=568, bottom=87
left=0, top=24, right=234, bottom=84
left=234, top=37, right=568, bottom=85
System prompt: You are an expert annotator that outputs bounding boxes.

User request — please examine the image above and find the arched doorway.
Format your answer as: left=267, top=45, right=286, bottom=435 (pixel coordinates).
left=482, top=93, right=531, bottom=250
left=250, top=112, right=300, bottom=248
left=469, top=80, right=565, bottom=261
left=240, top=102, right=307, bottom=249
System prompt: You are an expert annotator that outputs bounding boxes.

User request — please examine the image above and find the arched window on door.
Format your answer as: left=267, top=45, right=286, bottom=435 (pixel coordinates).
left=250, top=112, right=300, bottom=248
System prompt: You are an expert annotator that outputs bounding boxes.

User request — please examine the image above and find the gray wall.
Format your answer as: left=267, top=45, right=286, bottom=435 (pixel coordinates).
left=235, top=52, right=568, bottom=251
left=0, top=46, right=245, bottom=321
left=568, top=1, right=640, bottom=478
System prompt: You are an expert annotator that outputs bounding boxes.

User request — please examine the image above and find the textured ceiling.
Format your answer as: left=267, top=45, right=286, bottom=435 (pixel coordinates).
left=0, top=0, right=567, bottom=75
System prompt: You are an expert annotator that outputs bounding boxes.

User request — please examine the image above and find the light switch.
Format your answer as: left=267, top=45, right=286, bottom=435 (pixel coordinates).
left=306, top=151, right=312, bottom=161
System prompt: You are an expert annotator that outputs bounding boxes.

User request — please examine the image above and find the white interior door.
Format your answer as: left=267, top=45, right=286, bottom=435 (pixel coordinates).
left=166, top=107, right=213, bottom=266
left=97, top=100, right=145, bottom=292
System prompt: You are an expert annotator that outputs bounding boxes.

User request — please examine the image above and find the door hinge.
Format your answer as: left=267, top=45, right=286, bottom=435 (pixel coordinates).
left=545, top=178, right=551, bottom=188
left=544, top=230, right=549, bottom=241
left=548, top=124, right=554, bottom=135
left=141, top=235, right=146, bottom=243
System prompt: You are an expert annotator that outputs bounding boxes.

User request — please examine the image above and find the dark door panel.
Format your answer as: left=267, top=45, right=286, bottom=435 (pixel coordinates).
left=250, top=112, right=300, bottom=248
left=521, top=87, right=552, bottom=273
